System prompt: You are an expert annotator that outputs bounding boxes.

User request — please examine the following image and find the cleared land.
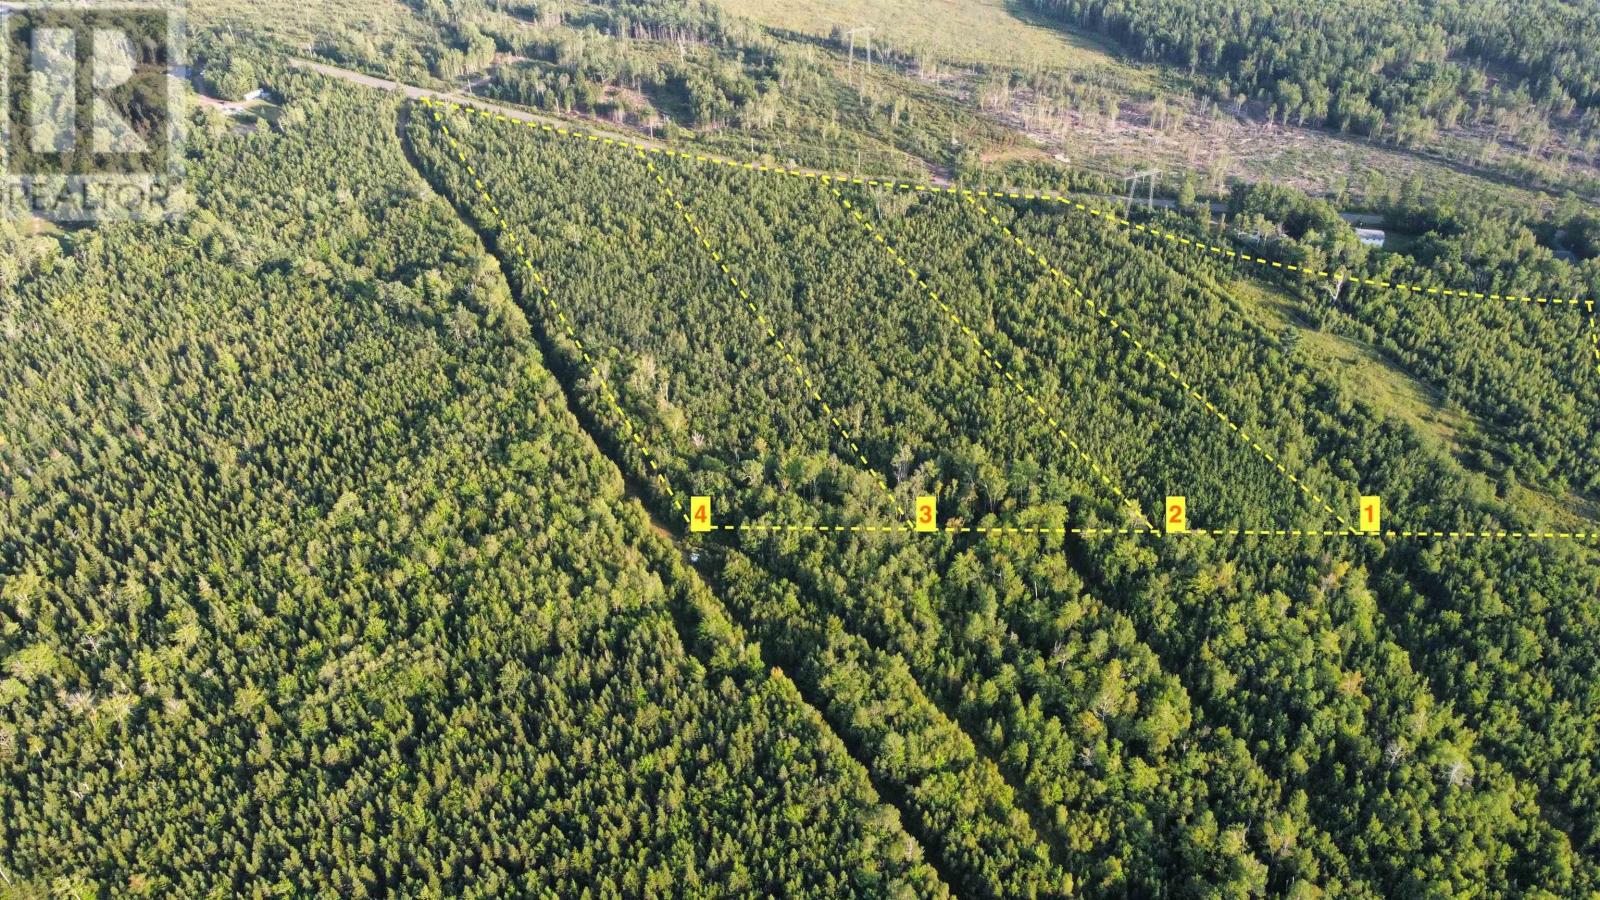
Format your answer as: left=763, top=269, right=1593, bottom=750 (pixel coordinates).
left=191, top=0, right=426, bottom=46
left=713, top=0, right=1122, bottom=69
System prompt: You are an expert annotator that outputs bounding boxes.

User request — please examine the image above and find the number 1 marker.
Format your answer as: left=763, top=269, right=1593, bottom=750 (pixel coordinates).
left=1360, top=496, right=1381, bottom=534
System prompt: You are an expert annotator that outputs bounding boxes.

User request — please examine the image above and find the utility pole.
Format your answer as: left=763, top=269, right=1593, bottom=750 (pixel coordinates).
left=843, top=26, right=872, bottom=88
left=1122, top=169, right=1159, bottom=213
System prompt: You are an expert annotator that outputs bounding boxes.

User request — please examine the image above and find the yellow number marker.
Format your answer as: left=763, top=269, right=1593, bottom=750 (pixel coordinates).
left=915, top=496, right=938, bottom=532
left=1360, top=496, right=1382, bottom=534
left=1165, top=496, right=1187, bottom=534
left=690, top=496, right=713, bottom=533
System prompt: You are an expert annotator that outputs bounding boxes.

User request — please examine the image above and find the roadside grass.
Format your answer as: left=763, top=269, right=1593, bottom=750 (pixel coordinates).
left=192, top=0, right=431, bottom=54
left=713, top=0, right=1123, bottom=70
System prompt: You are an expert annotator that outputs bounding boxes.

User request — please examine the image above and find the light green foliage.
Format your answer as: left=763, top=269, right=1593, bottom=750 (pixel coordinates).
left=6, top=0, right=1600, bottom=892
left=412, top=105, right=1600, bottom=893
left=710, top=0, right=1121, bottom=70
left=1025, top=0, right=1600, bottom=149
left=0, top=76, right=943, bottom=898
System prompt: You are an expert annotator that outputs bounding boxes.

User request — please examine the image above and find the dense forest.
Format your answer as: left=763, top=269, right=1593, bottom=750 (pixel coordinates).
left=4, top=0, right=1600, bottom=892
left=1197, top=181, right=1600, bottom=496
left=0, top=77, right=946, bottom=897
left=1024, top=0, right=1600, bottom=149
left=408, top=101, right=1600, bottom=895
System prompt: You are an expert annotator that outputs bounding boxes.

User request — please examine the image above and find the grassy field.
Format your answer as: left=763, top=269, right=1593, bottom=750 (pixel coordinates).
left=1226, top=277, right=1600, bottom=527
left=191, top=0, right=437, bottom=79
left=713, top=0, right=1122, bottom=70
left=1227, top=279, right=1471, bottom=454
left=191, top=0, right=424, bottom=45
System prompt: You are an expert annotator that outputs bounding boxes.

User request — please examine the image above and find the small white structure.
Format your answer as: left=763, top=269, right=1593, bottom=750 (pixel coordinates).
left=1356, top=227, right=1387, bottom=248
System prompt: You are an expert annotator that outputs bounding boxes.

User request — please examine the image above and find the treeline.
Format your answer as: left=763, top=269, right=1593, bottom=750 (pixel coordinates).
left=1023, top=0, right=1600, bottom=149
left=473, top=2, right=822, bottom=135
left=1161, top=180, right=1600, bottom=498
left=226, top=0, right=1003, bottom=174
left=396, top=0, right=957, bottom=174
left=483, top=26, right=781, bottom=129
left=0, top=74, right=948, bottom=896
left=415, top=105, right=1600, bottom=893
left=1009, top=188, right=1600, bottom=864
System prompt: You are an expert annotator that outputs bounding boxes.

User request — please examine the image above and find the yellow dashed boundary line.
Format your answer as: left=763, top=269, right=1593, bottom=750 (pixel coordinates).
left=1005, top=195, right=1585, bottom=308
left=1588, top=301, right=1600, bottom=375
left=711, top=523, right=1600, bottom=539
left=431, top=109, right=686, bottom=521
left=825, top=186, right=1157, bottom=534
left=640, top=153, right=909, bottom=524
left=421, top=99, right=1598, bottom=544
left=418, top=99, right=1587, bottom=309
left=960, top=193, right=1357, bottom=533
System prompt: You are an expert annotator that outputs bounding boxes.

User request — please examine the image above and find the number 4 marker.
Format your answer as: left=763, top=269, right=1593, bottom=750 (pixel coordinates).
left=690, top=496, right=713, bottom=533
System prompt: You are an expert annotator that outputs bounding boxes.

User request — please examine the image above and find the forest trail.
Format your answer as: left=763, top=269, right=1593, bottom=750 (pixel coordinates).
left=396, top=86, right=1600, bottom=887
left=297, top=59, right=645, bottom=144
left=300, top=57, right=1409, bottom=239
left=394, top=101, right=680, bottom=543
left=392, top=99, right=967, bottom=896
